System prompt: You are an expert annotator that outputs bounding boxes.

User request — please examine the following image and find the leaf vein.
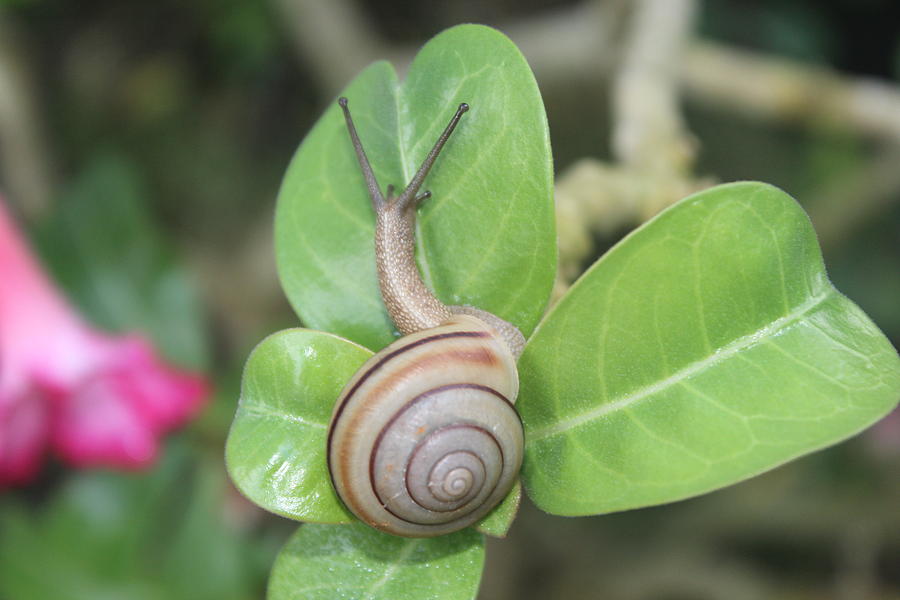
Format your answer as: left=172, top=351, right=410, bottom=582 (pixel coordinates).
left=526, top=290, right=834, bottom=441
left=239, top=404, right=328, bottom=429
left=361, top=538, right=421, bottom=600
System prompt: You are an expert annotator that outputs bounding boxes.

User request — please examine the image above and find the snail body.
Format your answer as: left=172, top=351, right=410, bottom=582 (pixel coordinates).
left=327, top=98, right=525, bottom=537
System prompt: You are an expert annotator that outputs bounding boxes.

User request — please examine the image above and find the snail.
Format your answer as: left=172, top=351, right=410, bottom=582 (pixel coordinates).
left=326, top=97, right=526, bottom=537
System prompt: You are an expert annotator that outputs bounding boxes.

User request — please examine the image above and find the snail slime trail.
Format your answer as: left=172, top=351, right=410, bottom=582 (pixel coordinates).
left=327, top=98, right=525, bottom=537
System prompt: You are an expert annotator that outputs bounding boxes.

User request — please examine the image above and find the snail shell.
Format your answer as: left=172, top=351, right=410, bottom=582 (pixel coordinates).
left=327, top=314, right=522, bottom=537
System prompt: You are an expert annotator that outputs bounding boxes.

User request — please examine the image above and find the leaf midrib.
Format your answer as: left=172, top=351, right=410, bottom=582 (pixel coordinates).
left=526, top=290, right=834, bottom=442
left=361, top=538, right=421, bottom=600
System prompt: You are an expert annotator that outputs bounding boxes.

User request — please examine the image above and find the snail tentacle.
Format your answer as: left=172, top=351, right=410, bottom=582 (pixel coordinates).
left=338, top=97, right=385, bottom=211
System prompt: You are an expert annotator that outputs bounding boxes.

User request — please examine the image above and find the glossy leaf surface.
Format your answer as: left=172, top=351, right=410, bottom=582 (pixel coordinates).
left=519, top=182, right=900, bottom=515
left=268, top=523, right=484, bottom=600
left=226, top=329, right=371, bottom=522
left=275, top=24, right=555, bottom=351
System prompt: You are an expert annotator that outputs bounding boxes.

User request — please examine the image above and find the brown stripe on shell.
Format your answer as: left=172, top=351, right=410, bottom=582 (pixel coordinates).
left=328, top=330, right=488, bottom=449
left=367, top=383, right=514, bottom=525
left=326, top=329, right=491, bottom=512
left=363, top=346, right=502, bottom=402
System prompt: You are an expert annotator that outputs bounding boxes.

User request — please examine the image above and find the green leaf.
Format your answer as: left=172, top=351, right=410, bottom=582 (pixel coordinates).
left=268, top=523, right=485, bottom=600
left=275, top=24, right=555, bottom=351
left=474, top=481, right=521, bottom=538
left=519, top=182, right=900, bottom=516
left=35, top=154, right=209, bottom=369
left=226, top=329, right=372, bottom=522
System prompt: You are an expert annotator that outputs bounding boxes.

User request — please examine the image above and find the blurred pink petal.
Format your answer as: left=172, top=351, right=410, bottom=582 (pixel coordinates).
left=48, top=335, right=208, bottom=468
left=0, top=386, right=50, bottom=487
left=0, top=197, right=209, bottom=486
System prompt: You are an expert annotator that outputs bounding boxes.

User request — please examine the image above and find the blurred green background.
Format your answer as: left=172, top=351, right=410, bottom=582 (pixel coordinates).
left=0, top=1, right=897, bottom=599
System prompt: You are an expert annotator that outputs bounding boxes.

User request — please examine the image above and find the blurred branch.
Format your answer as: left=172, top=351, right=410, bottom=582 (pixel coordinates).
left=552, top=0, right=710, bottom=299
left=513, top=2, right=900, bottom=145
left=275, top=0, right=900, bottom=146
left=612, top=0, right=696, bottom=171
left=807, top=144, right=900, bottom=251
left=512, top=0, right=900, bottom=294
left=271, top=0, right=389, bottom=97
left=0, top=16, right=55, bottom=220
left=498, top=0, right=629, bottom=87
left=683, top=42, right=900, bottom=143
left=272, top=0, right=630, bottom=96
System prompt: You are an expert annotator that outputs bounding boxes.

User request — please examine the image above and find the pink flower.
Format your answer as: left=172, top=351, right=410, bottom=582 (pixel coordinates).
left=0, top=197, right=209, bottom=487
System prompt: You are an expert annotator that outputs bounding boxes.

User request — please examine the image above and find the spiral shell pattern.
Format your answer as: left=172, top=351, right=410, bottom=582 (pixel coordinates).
left=327, top=314, right=523, bottom=537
